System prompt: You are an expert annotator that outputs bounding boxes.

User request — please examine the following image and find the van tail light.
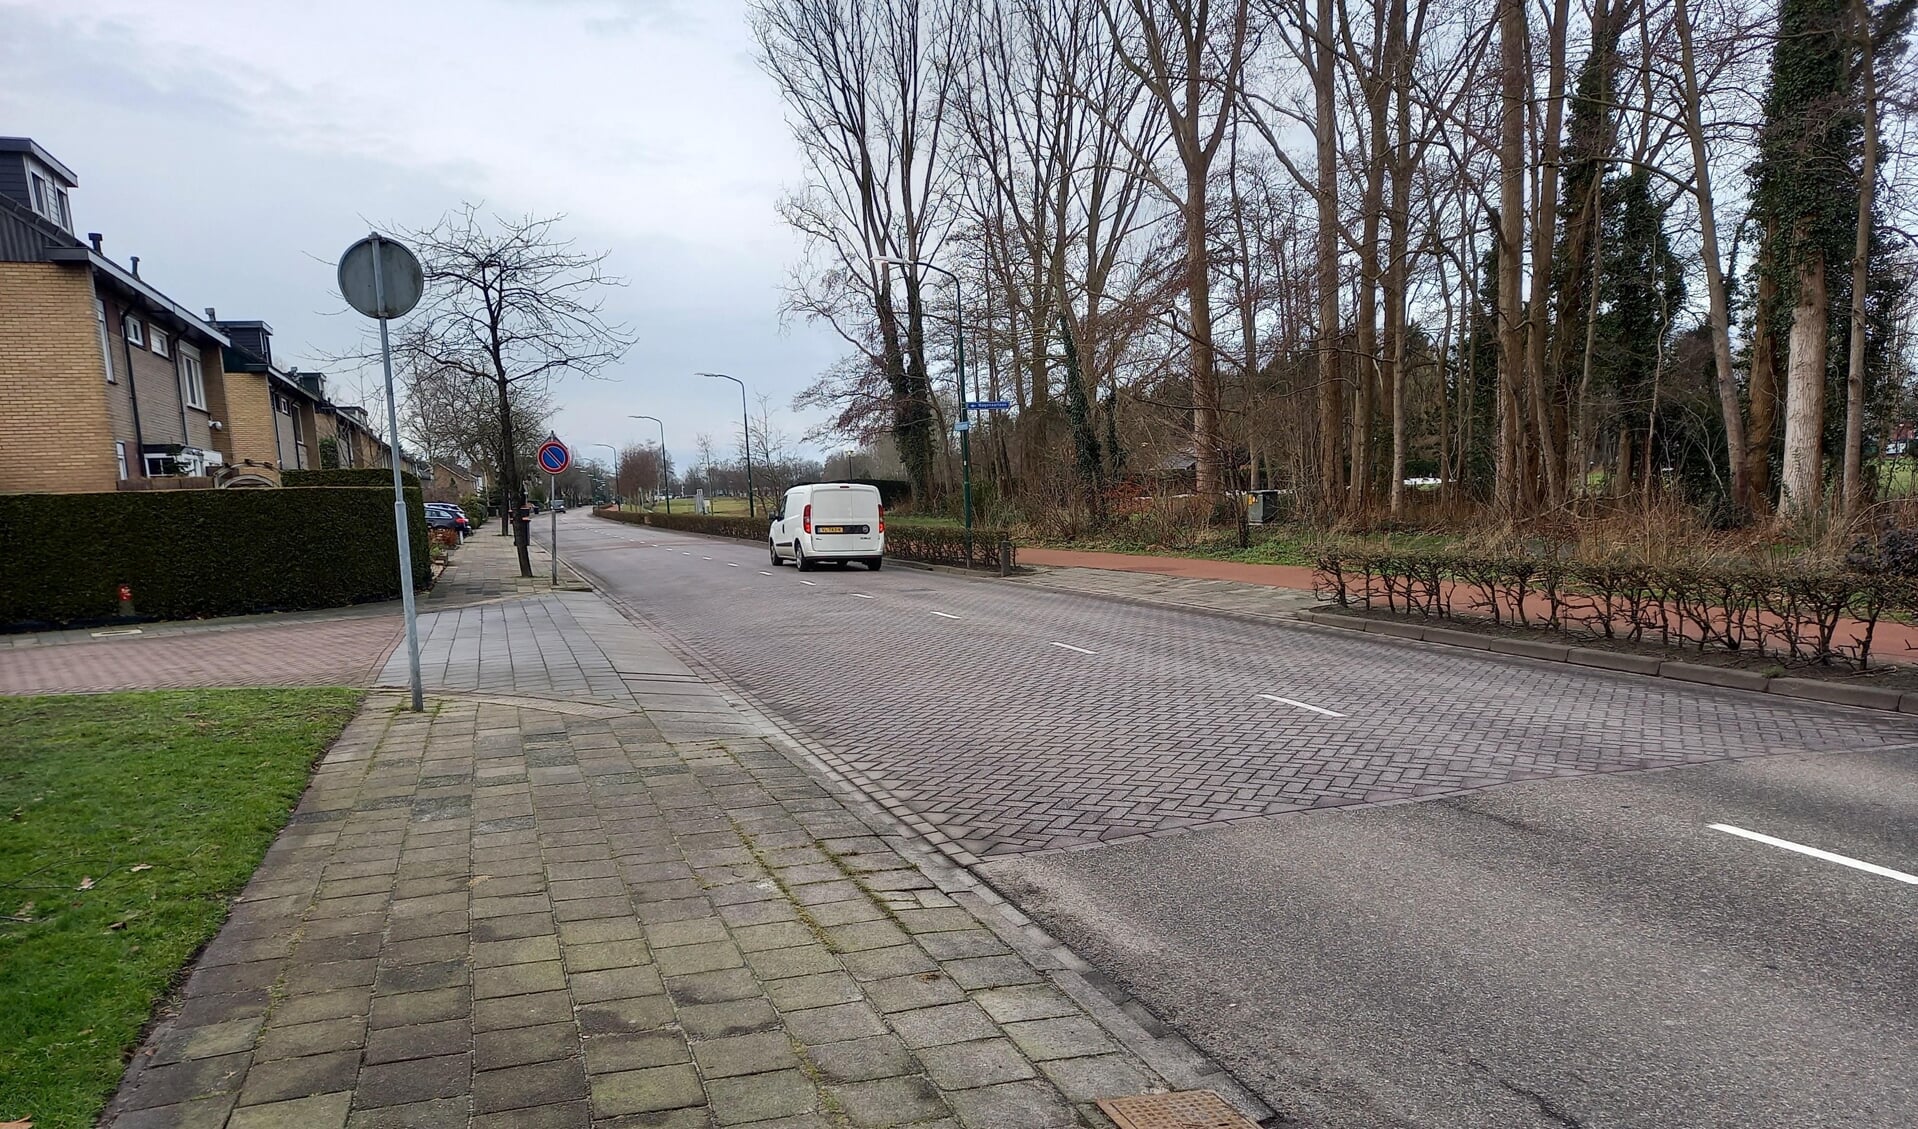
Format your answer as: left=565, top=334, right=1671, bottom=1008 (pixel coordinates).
left=802, top=503, right=812, bottom=534
left=877, top=504, right=885, bottom=534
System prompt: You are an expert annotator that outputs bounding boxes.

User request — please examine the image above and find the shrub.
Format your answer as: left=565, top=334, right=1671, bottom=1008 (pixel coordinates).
left=0, top=487, right=431, bottom=630
left=460, top=494, right=489, bottom=527
left=595, top=508, right=1017, bottom=570
left=1314, top=546, right=1906, bottom=669
left=284, top=467, right=421, bottom=490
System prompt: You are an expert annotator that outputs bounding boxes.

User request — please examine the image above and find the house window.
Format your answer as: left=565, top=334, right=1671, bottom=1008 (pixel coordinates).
left=29, top=170, right=72, bottom=230
left=123, top=315, right=145, bottom=346
left=96, top=300, right=114, bottom=383
left=151, top=331, right=169, bottom=358
left=142, top=453, right=175, bottom=476
left=114, top=442, right=128, bottom=480
left=179, top=348, right=206, bottom=410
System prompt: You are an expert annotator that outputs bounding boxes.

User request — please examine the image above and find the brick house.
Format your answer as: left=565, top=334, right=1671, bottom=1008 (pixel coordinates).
left=0, top=137, right=236, bottom=492
left=429, top=460, right=485, bottom=503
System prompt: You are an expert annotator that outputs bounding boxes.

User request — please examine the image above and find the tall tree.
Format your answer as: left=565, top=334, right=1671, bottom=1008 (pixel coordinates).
left=397, top=207, right=631, bottom=576
left=1754, top=0, right=1858, bottom=520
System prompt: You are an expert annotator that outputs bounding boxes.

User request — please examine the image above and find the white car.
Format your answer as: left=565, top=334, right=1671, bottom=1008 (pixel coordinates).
left=769, top=482, right=886, bottom=571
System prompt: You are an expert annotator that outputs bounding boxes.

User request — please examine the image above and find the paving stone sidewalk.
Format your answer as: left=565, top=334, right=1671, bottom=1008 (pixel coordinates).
left=105, top=529, right=1261, bottom=1127
left=1010, top=566, right=1316, bottom=623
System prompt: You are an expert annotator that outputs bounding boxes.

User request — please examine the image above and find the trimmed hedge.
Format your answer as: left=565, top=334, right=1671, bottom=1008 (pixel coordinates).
left=284, top=467, right=421, bottom=490
left=1, top=487, right=432, bottom=630
left=1314, top=546, right=1912, bottom=669
left=594, top=507, right=1018, bottom=571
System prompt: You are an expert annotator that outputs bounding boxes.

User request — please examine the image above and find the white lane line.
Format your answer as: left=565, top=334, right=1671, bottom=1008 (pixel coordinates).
left=727, top=563, right=739, bottom=567
left=702, top=556, right=713, bottom=560
left=1708, top=823, right=1918, bottom=885
left=799, top=580, right=816, bottom=586
left=758, top=571, right=773, bottom=576
left=1048, top=641, right=1097, bottom=655
left=931, top=611, right=961, bottom=619
left=851, top=593, right=876, bottom=600
left=1260, top=693, right=1345, bottom=718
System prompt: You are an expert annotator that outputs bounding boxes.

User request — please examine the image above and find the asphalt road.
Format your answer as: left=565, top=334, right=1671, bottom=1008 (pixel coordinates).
left=549, top=515, right=1918, bottom=1128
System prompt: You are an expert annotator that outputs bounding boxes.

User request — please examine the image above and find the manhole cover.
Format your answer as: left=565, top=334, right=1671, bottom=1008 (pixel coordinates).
left=1097, top=1091, right=1261, bottom=1129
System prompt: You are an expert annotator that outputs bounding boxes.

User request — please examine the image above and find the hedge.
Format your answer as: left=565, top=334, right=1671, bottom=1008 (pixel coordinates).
left=1314, top=545, right=1913, bottom=669
left=594, top=507, right=1018, bottom=571
left=284, top=467, right=421, bottom=490
left=1, top=487, right=432, bottom=630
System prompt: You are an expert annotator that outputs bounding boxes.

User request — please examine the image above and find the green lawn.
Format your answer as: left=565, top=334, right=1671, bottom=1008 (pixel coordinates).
left=0, top=689, right=362, bottom=1129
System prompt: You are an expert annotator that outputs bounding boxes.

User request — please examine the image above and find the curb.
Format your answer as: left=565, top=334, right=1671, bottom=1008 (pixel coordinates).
left=1293, top=607, right=1914, bottom=714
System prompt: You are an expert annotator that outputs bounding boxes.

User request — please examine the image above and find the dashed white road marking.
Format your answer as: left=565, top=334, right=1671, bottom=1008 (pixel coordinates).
left=702, top=556, right=713, bottom=560
left=1048, top=641, right=1097, bottom=655
left=1709, top=823, right=1918, bottom=885
left=1260, top=693, right=1345, bottom=718
left=931, top=611, right=961, bottom=620
left=851, top=593, right=876, bottom=600
left=727, top=563, right=739, bottom=567
left=758, top=571, right=773, bottom=576
left=799, top=580, right=817, bottom=586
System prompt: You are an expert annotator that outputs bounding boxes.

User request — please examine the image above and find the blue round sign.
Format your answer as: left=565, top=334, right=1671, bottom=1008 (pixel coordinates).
left=536, top=439, right=571, bottom=474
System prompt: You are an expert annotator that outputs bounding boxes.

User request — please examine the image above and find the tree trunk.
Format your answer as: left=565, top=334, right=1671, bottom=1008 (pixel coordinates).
left=1526, top=0, right=1571, bottom=507
left=1674, top=0, right=1749, bottom=513
left=1779, top=241, right=1828, bottom=521
left=1495, top=0, right=1528, bottom=514
left=1747, top=242, right=1782, bottom=507
left=1313, top=0, right=1343, bottom=511
left=496, top=371, right=531, bottom=577
left=1841, top=0, right=1876, bottom=513
left=1186, top=174, right=1224, bottom=496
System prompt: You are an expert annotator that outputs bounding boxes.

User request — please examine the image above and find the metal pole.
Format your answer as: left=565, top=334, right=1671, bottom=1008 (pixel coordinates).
left=372, top=235, right=423, bottom=713
left=955, top=283, right=972, bottom=551
left=738, top=383, right=755, bottom=520
left=549, top=472, right=557, bottom=583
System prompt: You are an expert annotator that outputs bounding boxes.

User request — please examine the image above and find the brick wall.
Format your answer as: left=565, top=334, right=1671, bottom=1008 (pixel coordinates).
left=218, top=366, right=281, bottom=483
left=0, top=261, right=119, bottom=493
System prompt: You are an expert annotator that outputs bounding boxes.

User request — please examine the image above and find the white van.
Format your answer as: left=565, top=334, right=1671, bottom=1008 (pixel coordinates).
left=769, top=482, right=886, bottom=571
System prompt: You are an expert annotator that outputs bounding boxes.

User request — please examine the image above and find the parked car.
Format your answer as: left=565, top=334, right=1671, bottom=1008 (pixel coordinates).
left=424, top=503, right=471, bottom=537
left=769, top=482, right=885, bottom=571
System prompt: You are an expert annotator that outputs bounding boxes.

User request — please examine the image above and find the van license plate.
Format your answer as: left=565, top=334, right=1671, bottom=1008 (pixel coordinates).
left=815, top=525, right=867, bottom=535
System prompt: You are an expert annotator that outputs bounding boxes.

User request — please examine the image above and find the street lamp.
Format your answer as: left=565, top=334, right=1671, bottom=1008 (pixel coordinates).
left=629, top=415, right=671, bottom=514
left=592, top=443, right=619, bottom=509
left=874, top=255, right=971, bottom=542
left=697, top=372, right=755, bottom=519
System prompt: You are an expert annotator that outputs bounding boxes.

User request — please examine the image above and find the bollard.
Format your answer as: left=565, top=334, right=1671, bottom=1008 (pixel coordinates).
left=997, top=534, right=1012, bottom=577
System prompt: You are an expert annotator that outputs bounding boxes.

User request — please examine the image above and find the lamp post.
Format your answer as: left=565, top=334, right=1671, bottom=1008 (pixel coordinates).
left=629, top=415, right=671, bottom=514
left=875, top=255, right=970, bottom=543
left=592, top=442, right=619, bottom=509
left=697, top=372, right=755, bottom=519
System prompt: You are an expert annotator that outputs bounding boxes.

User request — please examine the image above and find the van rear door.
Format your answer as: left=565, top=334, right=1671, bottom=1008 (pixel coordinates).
left=808, top=485, right=882, bottom=555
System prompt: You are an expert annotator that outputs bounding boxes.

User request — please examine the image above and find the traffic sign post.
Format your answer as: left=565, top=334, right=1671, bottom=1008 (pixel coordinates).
left=537, top=438, right=570, bottom=584
left=338, top=233, right=426, bottom=712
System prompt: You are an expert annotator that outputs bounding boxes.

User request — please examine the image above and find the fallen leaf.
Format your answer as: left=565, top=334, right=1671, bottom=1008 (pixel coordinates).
left=105, top=921, right=127, bottom=931
left=14, top=902, right=33, bottom=918
left=76, top=877, right=95, bottom=891
left=1, top=1119, right=35, bottom=1127
left=129, top=864, right=152, bottom=873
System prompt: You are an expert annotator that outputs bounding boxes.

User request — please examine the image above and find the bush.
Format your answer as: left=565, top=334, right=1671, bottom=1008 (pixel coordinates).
left=0, top=488, right=431, bottom=630
left=460, top=494, right=489, bottom=527
left=1314, top=546, right=1909, bottom=669
left=595, top=507, right=1017, bottom=570
left=284, top=467, right=421, bottom=490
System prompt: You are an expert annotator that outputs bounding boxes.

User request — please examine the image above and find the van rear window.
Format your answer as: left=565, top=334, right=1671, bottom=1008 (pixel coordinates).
left=813, top=489, right=879, bottom=521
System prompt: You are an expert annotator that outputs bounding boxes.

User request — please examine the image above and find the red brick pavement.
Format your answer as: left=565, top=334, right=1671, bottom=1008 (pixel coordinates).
left=0, top=615, right=402, bottom=694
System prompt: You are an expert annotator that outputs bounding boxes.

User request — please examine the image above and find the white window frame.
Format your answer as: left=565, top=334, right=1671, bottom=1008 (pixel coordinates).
left=114, top=441, right=128, bottom=480
left=151, top=331, right=169, bottom=358
left=142, top=453, right=174, bottom=476
left=96, top=299, right=115, bottom=383
left=123, top=315, right=145, bottom=346
left=178, top=347, right=206, bottom=410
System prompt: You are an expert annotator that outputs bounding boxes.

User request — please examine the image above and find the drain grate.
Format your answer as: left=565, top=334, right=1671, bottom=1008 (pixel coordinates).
left=1097, top=1091, right=1261, bottom=1129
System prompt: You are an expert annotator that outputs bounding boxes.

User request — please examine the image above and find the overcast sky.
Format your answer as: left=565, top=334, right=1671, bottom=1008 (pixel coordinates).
left=1, top=0, right=846, bottom=470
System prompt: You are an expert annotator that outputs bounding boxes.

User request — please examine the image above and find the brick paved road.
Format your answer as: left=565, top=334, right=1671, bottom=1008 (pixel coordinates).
left=555, top=518, right=1918, bottom=858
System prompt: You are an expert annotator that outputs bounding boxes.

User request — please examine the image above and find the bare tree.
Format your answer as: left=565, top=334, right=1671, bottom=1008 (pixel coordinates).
left=395, top=206, right=633, bottom=575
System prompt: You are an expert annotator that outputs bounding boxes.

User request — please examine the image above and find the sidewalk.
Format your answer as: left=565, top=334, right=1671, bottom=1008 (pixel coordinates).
left=105, top=529, right=1265, bottom=1128
left=1014, top=549, right=1317, bottom=623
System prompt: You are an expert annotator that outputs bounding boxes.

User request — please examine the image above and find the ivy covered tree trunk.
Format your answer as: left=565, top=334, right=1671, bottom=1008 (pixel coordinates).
left=1059, top=313, right=1103, bottom=518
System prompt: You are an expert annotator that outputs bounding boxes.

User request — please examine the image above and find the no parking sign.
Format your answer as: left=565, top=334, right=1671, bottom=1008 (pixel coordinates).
left=537, top=438, right=571, bottom=475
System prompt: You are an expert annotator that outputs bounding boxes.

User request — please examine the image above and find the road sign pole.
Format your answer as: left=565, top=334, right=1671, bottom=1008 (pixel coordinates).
left=550, top=473, right=558, bottom=584
left=373, top=236, right=423, bottom=713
